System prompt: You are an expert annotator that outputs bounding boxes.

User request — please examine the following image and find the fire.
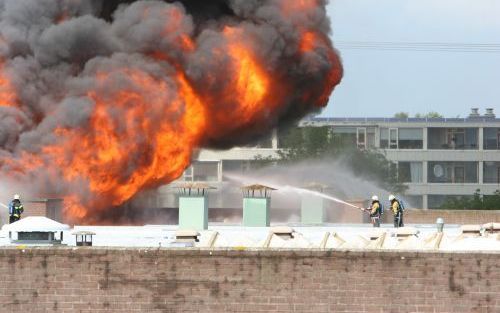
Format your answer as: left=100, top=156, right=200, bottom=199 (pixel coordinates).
left=282, top=0, right=318, bottom=16
left=39, top=68, right=206, bottom=221
left=300, top=32, right=317, bottom=53
left=0, top=0, right=342, bottom=223
left=225, top=28, right=271, bottom=121
left=0, top=60, right=17, bottom=107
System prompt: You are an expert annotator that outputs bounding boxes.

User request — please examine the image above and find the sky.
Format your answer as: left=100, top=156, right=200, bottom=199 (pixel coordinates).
left=324, top=0, right=500, bottom=118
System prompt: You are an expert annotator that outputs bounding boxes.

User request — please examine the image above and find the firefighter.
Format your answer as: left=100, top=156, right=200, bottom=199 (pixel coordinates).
left=363, top=195, right=382, bottom=227
left=8, top=194, right=24, bottom=224
left=389, top=194, right=403, bottom=228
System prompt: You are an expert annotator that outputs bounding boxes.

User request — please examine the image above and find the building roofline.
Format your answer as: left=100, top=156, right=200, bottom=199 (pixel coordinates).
left=302, top=117, right=500, bottom=124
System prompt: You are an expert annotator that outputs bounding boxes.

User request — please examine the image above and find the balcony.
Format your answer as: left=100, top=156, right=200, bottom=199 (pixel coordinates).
left=381, top=128, right=423, bottom=149
left=428, top=128, right=478, bottom=150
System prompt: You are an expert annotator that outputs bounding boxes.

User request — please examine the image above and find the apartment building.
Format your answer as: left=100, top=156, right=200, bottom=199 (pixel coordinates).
left=300, top=108, right=500, bottom=209
left=161, top=109, right=500, bottom=209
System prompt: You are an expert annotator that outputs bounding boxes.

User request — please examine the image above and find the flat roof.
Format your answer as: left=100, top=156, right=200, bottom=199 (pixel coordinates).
left=303, top=117, right=500, bottom=125
left=0, top=224, right=498, bottom=251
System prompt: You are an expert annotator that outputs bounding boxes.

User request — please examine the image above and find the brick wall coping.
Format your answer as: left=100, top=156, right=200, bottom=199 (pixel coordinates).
left=0, top=247, right=498, bottom=257
left=406, top=209, right=500, bottom=214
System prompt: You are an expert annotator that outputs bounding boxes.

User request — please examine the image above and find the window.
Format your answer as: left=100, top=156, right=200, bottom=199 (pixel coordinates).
left=389, top=128, right=398, bottom=149
left=398, top=162, right=423, bottom=183
left=331, top=127, right=357, bottom=147
left=380, top=128, right=398, bottom=149
left=183, top=161, right=219, bottom=182
left=367, top=128, right=376, bottom=148
left=357, top=127, right=366, bottom=149
left=428, top=162, right=478, bottom=183
left=484, top=128, right=500, bottom=150
left=484, top=162, right=500, bottom=183
left=398, top=128, right=423, bottom=149
left=193, top=162, right=219, bottom=181
left=428, top=128, right=478, bottom=150
left=380, top=128, right=388, bottom=148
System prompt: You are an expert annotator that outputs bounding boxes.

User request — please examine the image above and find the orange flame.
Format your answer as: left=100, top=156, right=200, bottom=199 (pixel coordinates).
left=0, top=60, right=17, bottom=107
left=1, top=2, right=342, bottom=223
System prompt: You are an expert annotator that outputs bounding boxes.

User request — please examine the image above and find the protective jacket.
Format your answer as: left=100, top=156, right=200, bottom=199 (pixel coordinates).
left=369, top=201, right=381, bottom=217
left=391, top=200, right=401, bottom=215
left=9, top=199, right=24, bottom=218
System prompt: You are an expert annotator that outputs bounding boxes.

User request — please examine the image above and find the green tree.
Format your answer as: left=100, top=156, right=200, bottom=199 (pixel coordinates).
left=439, top=189, right=500, bottom=210
left=273, top=126, right=407, bottom=194
left=415, top=112, right=443, bottom=118
left=394, top=112, right=409, bottom=119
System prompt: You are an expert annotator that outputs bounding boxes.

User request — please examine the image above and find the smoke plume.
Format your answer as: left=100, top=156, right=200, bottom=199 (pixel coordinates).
left=0, top=0, right=342, bottom=223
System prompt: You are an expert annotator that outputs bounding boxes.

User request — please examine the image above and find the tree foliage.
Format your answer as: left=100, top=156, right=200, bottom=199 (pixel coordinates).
left=415, top=111, right=443, bottom=118
left=439, top=189, right=500, bottom=210
left=394, top=112, right=409, bottom=119
left=274, top=126, right=407, bottom=194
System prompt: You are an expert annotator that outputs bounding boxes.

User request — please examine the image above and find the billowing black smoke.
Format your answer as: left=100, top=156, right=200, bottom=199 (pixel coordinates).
left=99, top=0, right=234, bottom=22
left=0, top=0, right=342, bottom=222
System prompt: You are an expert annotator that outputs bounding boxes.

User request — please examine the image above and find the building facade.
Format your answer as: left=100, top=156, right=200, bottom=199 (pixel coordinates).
left=162, top=110, right=500, bottom=210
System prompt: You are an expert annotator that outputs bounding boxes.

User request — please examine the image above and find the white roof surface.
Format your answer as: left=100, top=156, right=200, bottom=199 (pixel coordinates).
left=0, top=222, right=498, bottom=251
left=1, top=216, right=70, bottom=232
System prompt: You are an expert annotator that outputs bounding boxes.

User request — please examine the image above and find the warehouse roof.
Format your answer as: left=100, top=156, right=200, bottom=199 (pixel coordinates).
left=1, top=222, right=498, bottom=251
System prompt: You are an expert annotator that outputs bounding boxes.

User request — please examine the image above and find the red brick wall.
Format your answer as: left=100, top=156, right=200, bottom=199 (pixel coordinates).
left=22, top=202, right=48, bottom=217
left=0, top=248, right=498, bottom=312
left=403, top=209, right=500, bottom=224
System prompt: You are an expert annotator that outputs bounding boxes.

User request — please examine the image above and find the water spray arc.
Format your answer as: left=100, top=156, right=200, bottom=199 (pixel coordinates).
left=279, top=185, right=364, bottom=211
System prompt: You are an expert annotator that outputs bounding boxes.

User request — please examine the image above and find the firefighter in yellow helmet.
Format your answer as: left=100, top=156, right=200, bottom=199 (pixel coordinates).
left=389, top=194, right=404, bottom=228
left=8, top=194, right=24, bottom=224
left=361, top=195, right=382, bottom=227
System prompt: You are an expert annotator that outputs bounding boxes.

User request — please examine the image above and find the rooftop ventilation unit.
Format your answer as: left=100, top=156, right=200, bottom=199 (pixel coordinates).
left=460, top=225, right=482, bottom=236
left=484, top=108, right=496, bottom=118
left=242, top=184, right=276, bottom=227
left=2, top=216, right=70, bottom=245
left=172, top=230, right=200, bottom=248
left=176, top=183, right=215, bottom=231
left=300, top=183, right=327, bottom=224
left=469, top=108, right=480, bottom=118
left=481, top=222, right=500, bottom=234
left=175, top=230, right=200, bottom=242
left=271, top=226, right=295, bottom=240
left=72, top=231, right=96, bottom=246
left=394, top=227, right=419, bottom=239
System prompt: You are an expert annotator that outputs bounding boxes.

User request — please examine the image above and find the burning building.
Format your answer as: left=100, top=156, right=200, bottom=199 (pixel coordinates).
left=0, top=0, right=342, bottom=224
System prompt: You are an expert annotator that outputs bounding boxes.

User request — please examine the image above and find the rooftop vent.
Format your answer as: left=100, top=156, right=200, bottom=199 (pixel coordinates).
left=271, top=226, right=295, bottom=240
left=176, top=183, right=216, bottom=231
left=73, top=231, right=96, bottom=247
left=2, top=216, right=70, bottom=245
left=394, top=227, right=419, bottom=239
left=482, top=222, right=500, bottom=234
left=369, top=230, right=386, bottom=241
left=484, top=108, right=496, bottom=118
left=469, top=108, right=480, bottom=118
left=242, top=184, right=276, bottom=227
left=175, top=230, right=200, bottom=242
left=461, top=225, right=481, bottom=236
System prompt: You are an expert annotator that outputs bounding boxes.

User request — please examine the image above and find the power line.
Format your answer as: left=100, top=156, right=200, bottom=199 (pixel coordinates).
left=335, top=41, right=500, bottom=53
